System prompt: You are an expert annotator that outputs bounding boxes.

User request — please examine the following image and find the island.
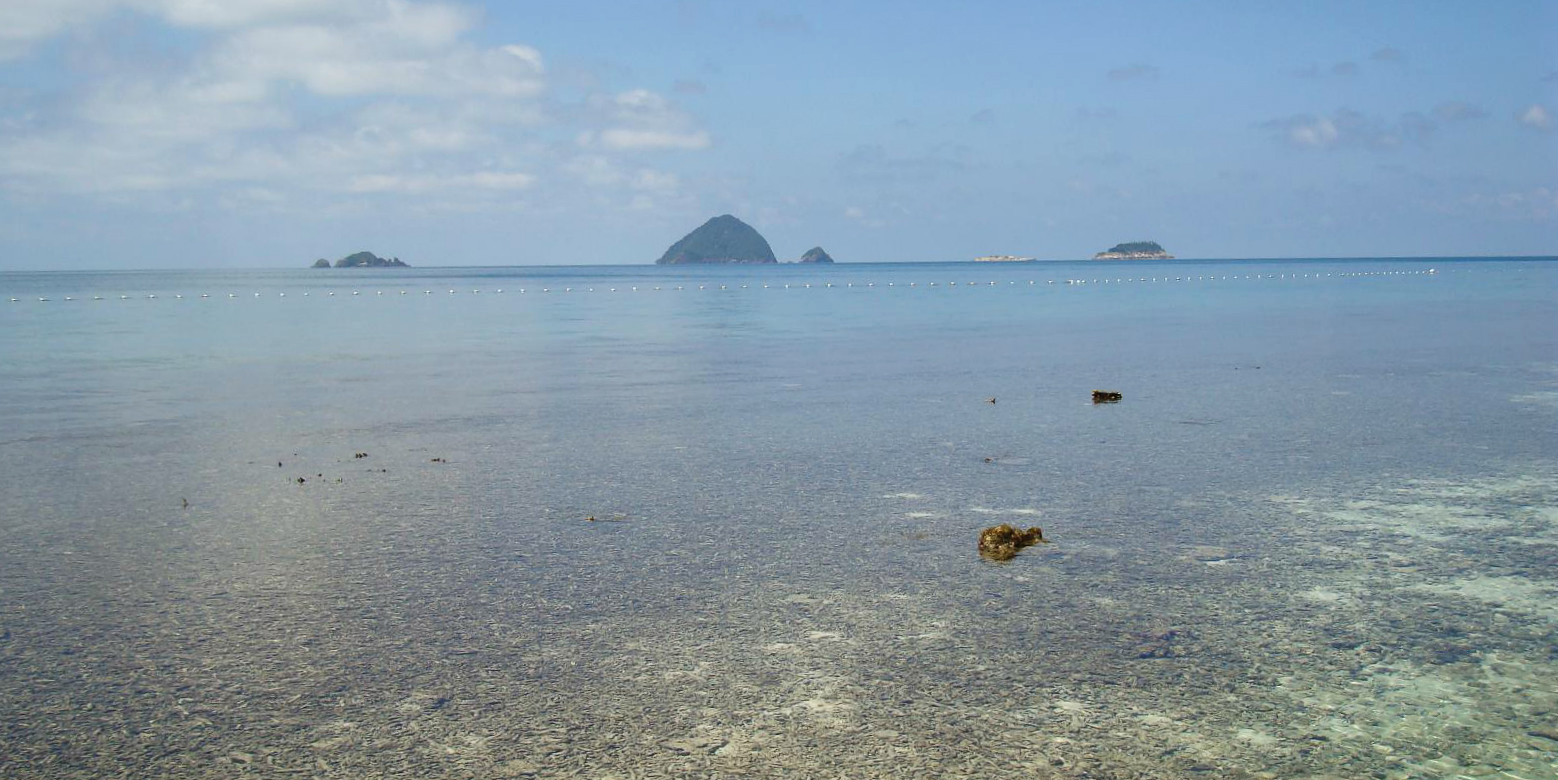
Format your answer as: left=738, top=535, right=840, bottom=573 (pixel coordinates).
left=1092, top=241, right=1174, bottom=260
left=973, top=255, right=1035, bottom=262
left=312, top=251, right=410, bottom=268
left=656, top=215, right=778, bottom=264
left=797, top=247, right=835, bottom=264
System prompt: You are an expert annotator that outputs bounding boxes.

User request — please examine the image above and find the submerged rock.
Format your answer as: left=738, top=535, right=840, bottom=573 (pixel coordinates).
left=978, top=524, right=1048, bottom=561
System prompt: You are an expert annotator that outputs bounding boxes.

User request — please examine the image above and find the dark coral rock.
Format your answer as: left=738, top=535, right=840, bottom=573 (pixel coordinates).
left=978, top=524, right=1048, bottom=561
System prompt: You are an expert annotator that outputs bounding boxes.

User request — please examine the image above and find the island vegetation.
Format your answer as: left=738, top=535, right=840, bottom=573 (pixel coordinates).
left=656, top=215, right=777, bottom=264
left=1092, top=241, right=1174, bottom=260
left=797, top=247, right=835, bottom=264
left=311, top=251, right=410, bottom=268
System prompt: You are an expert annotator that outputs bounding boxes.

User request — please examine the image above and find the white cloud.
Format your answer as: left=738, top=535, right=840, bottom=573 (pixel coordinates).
left=598, top=128, right=710, bottom=150
left=0, top=0, right=116, bottom=60
left=347, top=170, right=535, bottom=193
left=1519, top=104, right=1552, bottom=132
left=579, top=89, right=711, bottom=151
left=1287, top=117, right=1339, bottom=147
left=0, top=0, right=709, bottom=211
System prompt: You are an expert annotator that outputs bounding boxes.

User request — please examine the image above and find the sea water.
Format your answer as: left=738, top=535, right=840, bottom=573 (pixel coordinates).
left=1, top=258, right=1555, bottom=778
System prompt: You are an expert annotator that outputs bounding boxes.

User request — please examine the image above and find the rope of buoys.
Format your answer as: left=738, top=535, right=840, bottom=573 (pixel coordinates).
left=3, top=268, right=1452, bottom=305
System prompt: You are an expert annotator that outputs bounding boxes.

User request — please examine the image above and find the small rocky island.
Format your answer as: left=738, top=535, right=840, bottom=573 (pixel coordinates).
left=656, top=215, right=777, bottom=264
left=1092, top=241, right=1173, bottom=260
left=797, top=247, right=835, bottom=264
left=973, top=255, right=1035, bottom=263
left=312, top=251, right=410, bottom=268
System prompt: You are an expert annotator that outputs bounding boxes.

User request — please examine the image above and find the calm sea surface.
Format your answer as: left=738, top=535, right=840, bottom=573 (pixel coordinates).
left=2, top=258, right=1556, bottom=778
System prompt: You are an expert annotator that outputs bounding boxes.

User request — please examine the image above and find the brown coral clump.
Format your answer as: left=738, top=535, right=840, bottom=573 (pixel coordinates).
left=978, top=524, right=1048, bottom=561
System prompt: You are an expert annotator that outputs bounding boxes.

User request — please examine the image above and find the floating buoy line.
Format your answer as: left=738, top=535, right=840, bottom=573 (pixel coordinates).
left=5, top=268, right=1441, bottom=304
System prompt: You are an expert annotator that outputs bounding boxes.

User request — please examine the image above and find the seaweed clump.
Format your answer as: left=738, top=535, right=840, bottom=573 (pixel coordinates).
left=1092, top=390, right=1122, bottom=404
left=978, top=524, right=1048, bottom=561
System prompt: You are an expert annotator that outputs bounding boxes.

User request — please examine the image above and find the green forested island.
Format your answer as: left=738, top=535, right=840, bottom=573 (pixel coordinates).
left=656, top=215, right=778, bottom=264
left=798, top=247, right=835, bottom=264
left=1093, top=241, right=1174, bottom=260
left=312, top=251, right=410, bottom=268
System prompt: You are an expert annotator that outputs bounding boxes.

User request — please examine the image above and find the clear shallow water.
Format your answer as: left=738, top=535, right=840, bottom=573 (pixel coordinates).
left=1, top=258, right=1556, bottom=778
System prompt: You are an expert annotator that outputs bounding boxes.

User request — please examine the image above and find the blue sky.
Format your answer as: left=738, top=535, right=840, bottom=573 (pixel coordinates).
left=0, top=0, right=1553, bottom=268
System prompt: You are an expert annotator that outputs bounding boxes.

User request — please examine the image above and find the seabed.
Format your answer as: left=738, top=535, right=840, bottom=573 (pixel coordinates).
left=1, top=460, right=1554, bottom=779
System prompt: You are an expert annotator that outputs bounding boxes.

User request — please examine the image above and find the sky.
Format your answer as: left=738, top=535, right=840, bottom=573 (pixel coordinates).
left=0, top=0, right=1554, bottom=269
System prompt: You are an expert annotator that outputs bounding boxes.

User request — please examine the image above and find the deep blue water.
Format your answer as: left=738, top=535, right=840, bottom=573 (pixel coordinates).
left=2, top=257, right=1556, bottom=778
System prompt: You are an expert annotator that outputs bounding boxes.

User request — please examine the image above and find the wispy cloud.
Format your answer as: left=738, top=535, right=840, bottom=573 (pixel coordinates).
left=837, top=144, right=965, bottom=184
left=1331, top=61, right=1360, bottom=77
left=756, top=11, right=811, bottom=35
left=1107, top=63, right=1159, bottom=82
left=1518, top=104, right=1552, bottom=132
left=1262, top=109, right=1435, bottom=150
left=1370, top=47, right=1405, bottom=63
left=1434, top=101, right=1487, bottom=122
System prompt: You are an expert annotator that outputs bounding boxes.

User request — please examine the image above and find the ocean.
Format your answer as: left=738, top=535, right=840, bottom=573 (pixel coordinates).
left=2, top=257, right=1556, bottom=778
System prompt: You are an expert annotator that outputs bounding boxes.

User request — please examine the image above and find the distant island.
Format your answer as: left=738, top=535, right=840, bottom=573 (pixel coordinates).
left=312, top=251, right=410, bottom=268
left=657, top=215, right=777, bottom=264
left=797, top=247, right=835, bottom=264
left=973, top=255, right=1035, bottom=263
left=1093, top=241, right=1173, bottom=260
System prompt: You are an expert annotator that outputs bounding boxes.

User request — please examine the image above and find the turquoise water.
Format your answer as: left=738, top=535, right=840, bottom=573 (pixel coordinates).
left=2, top=258, right=1556, bottom=778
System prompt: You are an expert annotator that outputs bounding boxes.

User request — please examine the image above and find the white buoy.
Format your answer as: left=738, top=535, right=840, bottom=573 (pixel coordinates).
left=201, top=294, right=209, bottom=298
left=64, top=296, right=74, bottom=301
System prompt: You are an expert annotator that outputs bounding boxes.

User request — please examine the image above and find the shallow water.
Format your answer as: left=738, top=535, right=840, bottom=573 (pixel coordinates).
left=2, top=258, right=1556, bottom=778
